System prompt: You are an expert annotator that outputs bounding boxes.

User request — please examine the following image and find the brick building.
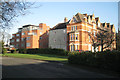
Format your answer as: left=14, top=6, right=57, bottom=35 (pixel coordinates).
left=67, top=13, right=116, bottom=51
left=49, top=13, right=116, bottom=52
left=117, top=27, right=120, bottom=50
left=10, top=23, right=50, bottom=49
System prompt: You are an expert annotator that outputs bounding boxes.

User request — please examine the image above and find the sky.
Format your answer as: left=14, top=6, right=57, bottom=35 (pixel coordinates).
left=9, top=2, right=118, bottom=35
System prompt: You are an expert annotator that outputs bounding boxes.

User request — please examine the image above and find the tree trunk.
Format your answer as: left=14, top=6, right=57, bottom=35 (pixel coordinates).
left=2, top=31, right=5, bottom=54
left=101, top=39, right=103, bottom=52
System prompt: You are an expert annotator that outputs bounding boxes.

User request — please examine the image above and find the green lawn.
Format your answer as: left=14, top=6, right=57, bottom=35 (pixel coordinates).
left=2, top=53, right=68, bottom=62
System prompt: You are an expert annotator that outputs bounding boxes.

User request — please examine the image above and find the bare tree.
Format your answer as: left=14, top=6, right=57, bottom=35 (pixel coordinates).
left=88, top=29, right=116, bottom=52
left=116, top=31, right=120, bottom=51
left=88, top=32, right=98, bottom=52
left=0, top=0, right=36, bottom=54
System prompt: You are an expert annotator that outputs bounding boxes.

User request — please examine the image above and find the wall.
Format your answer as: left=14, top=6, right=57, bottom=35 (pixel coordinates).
left=49, top=29, right=67, bottom=50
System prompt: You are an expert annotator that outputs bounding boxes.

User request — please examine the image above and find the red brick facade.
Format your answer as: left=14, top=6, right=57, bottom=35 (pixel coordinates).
left=10, top=23, right=50, bottom=49
left=67, top=13, right=116, bottom=52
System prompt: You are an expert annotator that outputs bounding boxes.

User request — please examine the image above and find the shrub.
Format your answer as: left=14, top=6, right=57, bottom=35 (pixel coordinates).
left=68, top=50, right=120, bottom=72
left=2, top=48, right=7, bottom=54
left=17, top=48, right=69, bottom=56
left=13, top=49, right=17, bottom=53
left=17, top=49, right=27, bottom=54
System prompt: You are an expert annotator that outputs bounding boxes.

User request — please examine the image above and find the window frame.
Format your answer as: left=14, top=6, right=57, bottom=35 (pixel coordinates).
left=16, top=39, right=19, bottom=42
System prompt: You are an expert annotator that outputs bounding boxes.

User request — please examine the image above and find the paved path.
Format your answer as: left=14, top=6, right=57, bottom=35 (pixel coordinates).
left=1, top=56, right=118, bottom=78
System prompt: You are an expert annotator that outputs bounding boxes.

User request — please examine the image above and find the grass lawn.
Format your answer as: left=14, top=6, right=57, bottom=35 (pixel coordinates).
left=2, top=53, right=68, bottom=62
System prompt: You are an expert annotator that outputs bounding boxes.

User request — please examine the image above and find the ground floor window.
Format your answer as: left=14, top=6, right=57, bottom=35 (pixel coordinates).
left=70, top=44, right=75, bottom=51
left=88, top=44, right=91, bottom=51
left=76, top=45, right=78, bottom=50
left=26, top=43, right=30, bottom=47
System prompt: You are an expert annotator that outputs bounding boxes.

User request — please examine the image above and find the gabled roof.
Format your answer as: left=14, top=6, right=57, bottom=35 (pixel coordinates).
left=74, top=13, right=86, bottom=22
left=51, top=21, right=70, bottom=30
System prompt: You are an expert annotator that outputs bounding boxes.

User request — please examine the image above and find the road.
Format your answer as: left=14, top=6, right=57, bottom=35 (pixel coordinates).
left=1, top=56, right=118, bottom=78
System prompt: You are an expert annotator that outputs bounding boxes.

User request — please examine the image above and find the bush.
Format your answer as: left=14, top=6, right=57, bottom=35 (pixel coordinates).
left=68, top=50, right=120, bottom=72
left=17, top=49, right=27, bottom=54
left=13, top=49, right=17, bottom=53
left=2, top=48, right=7, bottom=54
left=17, top=48, right=69, bottom=56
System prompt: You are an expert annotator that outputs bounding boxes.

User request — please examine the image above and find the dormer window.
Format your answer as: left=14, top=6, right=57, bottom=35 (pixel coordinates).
left=72, top=18, right=77, bottom=23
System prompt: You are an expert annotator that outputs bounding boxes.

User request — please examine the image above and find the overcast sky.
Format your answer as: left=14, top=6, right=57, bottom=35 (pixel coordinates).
left=9, top=2, right=118, bottom=35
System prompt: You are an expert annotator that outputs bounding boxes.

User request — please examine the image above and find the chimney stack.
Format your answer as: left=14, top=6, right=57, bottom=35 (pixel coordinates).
left=64, top=17, right=68, bottom=23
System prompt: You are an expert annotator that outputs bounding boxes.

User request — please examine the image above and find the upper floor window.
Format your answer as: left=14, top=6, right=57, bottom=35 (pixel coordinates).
left=71, top=26, right=76, bottom=31
left=21, top=38, right=25, bottom=41
left=76, top=26, right=77, bottom=30
left=16, top=39, right=19, bottom=42
left=16, top=44, right=19, bottom=47
left=73, top=34, right=75, bottom=40
left=26, top=37, right=30, bottom=40
left=40, top=32, right=42, bottom=35
left=22, top=32, right=25, bottom=35
left=11, top=39, right=14, bottom=42
left=71, top=34, right=72, bottom=40
left=73, top=26, right=75, bottom=31
left=32, top=32, right=37, bottom=35
left=16, top=34, right=19, bottom=37
left=71, top=27, right=73, bottom=31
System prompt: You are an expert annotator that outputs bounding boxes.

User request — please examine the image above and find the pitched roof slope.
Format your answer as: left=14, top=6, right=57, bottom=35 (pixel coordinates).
left=51, top=21, right=70, bottom=30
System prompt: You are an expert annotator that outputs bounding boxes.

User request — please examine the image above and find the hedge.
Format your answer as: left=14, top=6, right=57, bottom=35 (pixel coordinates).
left=68, top=50, right=120, bottom=72
left=17, top=48, right=68, bottom=56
